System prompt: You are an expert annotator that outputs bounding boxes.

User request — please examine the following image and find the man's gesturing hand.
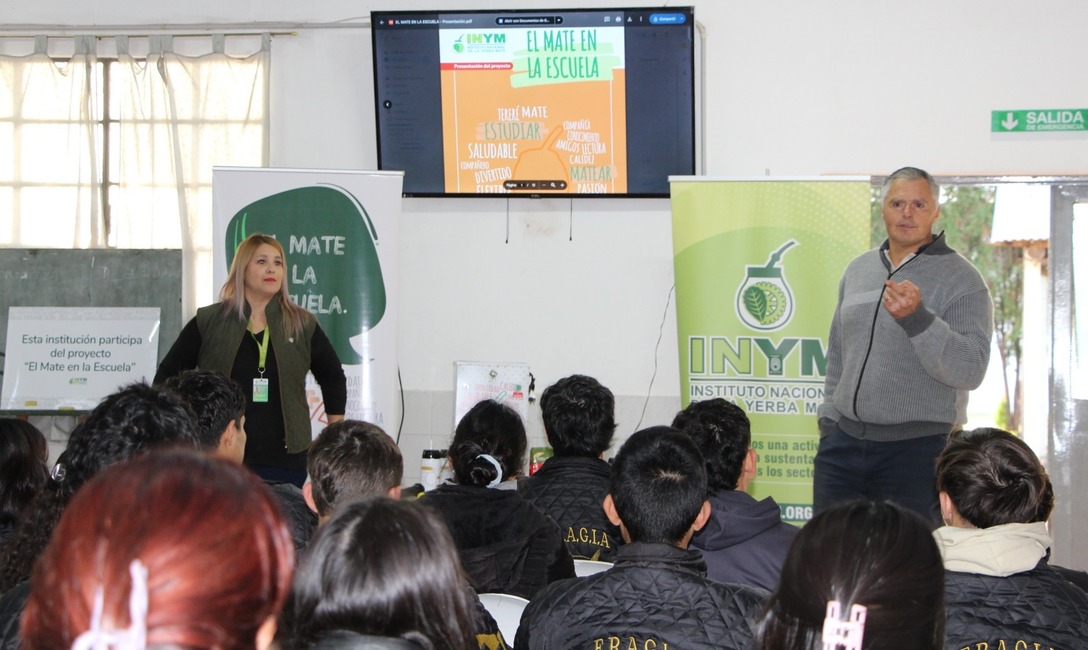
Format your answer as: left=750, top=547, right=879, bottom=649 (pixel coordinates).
left=882, top=279, right=922, bottom=319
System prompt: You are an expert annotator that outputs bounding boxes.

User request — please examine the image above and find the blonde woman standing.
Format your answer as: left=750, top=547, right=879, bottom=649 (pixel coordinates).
left=156, top=233, right=346, bottom=487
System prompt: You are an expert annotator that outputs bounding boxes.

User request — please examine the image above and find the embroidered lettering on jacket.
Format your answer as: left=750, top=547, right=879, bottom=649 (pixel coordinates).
left=477, top=632, right=507, bottom=650
left=959, top=640, right=1055, bottom=650
left=593, top=636, right=668, bottom=650
left=565, top=526, right=611, bottom=549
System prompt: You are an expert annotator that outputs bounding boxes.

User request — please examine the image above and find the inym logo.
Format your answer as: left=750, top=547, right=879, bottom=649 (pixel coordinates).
left=735, top=241, right=798, bottom=331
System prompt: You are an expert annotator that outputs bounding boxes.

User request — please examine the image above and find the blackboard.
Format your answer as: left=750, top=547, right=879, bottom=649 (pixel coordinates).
left=0, top=249, right=183, bottom=375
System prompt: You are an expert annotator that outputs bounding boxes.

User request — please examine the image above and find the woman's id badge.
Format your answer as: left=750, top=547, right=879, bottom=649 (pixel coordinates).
left=253, top=377, right=270, bottom=403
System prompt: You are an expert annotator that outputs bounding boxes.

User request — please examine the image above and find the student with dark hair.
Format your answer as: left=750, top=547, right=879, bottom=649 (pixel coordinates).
left=0, top=383, right=202, bottom=650
left=757, top=500, right=944, bottom=650
left=0, top=382, right=200, bottom=593
left=672, top=398, right=797, bottom=590
left=520, top=374, right=622, bottom=560
left=0, top=419, right=48, bottom=549
left=279, top=498, right=479, bottom=650
left=166, top=369, right=316, bottom=550
left=935, top=428, right=1088, bottom=648
left=304, top=420, right=404, bottom=523
left=20, top=449, right=294, bottom=650
left=163, top=369, right=248, bottom=461
left=420, top=399, right=574, bottom=599
left=515, top=426, right=767, bottom=650
left=300, top=419, right=506, bottom=650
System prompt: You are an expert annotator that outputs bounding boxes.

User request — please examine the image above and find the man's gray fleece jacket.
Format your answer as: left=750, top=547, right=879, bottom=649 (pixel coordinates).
left=818, top=232, right=993, bottom=441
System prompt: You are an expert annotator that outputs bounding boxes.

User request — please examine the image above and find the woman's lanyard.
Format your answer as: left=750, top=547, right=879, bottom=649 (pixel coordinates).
left=250, top=322, right=270, bottom=403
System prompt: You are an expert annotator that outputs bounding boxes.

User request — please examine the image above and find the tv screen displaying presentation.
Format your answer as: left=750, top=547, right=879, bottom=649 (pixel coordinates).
left=371, top=7, right=696, bottom=198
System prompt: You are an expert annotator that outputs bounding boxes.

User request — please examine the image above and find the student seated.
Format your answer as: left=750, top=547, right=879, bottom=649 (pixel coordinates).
left=0, top=419, right=49, bottom=550
left=515, top=426, right=768, bottom=650
left=20, top=449, right=294, bottom=650
left=164, top=368, right=317, bottom=550
left=302, top=419, right=403, bottom=525
left=279, top=497, right=480, bottom=650
left=519, top=374, right=623, bottom=561
left=419, top=399, right=574, bottom=599
left=162, top=369, right=249, bottom=464
left=935, top=428, right=1088, bottom=649
left=297, top=419, right=506, bottom=650
left=757, top=500, right=944, bottom=650
left=672, top=398, right=797, bottom=591
left=0, top=382, right=201, bottom=650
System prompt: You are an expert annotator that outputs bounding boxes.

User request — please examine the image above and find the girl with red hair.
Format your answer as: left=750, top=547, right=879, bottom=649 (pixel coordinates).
left=21, top=449, right=294, bottom=650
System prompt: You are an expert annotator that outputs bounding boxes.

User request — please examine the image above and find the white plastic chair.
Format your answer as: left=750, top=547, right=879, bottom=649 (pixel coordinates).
left=573, top=559, right=613, bottom=576
left=477, top=592, right=529, bottom=644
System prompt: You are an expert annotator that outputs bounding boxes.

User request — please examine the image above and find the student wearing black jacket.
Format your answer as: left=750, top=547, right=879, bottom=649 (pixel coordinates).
left=935, top=428, right=1088, bottom=649
left=516, top=427, right=767, bottom=650
left=420, top=400, right=574, bottom=600
left=520, top=374, right=622, bottom=561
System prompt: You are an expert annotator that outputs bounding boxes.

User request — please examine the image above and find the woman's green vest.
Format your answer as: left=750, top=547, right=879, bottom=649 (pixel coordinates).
left=195, top=300, right=316, bottom=454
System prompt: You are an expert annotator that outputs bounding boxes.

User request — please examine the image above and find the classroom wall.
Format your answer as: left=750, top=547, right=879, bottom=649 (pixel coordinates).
left=4, top=0, right=1085, bottom=474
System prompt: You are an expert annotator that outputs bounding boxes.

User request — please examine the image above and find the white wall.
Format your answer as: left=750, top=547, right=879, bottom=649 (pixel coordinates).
left=5, top=0, right=1085, bottom=469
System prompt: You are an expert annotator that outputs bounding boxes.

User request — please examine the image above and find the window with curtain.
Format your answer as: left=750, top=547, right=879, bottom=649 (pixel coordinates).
left=0, top=33, right=269, bottom=317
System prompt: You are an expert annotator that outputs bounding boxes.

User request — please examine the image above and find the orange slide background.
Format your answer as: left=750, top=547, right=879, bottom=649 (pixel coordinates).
left=441, top=68, right=628, bottom=194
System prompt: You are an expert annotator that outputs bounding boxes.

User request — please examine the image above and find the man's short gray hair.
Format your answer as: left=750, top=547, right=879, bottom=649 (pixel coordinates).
left=881, top=167, right=939, bottom=204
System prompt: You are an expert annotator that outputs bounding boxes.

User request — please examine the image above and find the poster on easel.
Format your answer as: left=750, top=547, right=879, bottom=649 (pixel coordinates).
left=454, top=360, right=532, bottom=426
left=213, top=167, right=403, bottom=436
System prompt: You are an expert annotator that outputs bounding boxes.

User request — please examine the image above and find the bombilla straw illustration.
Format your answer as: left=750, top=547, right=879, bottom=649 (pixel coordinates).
left=765, top=240, right=797, bottom=268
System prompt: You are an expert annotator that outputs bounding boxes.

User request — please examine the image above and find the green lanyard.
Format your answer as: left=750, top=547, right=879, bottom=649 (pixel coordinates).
left=250, top=323, right=269, bottom=377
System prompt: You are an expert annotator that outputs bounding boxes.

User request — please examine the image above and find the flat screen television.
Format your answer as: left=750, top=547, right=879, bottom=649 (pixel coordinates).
left=371, top=7, right=696, bottom=198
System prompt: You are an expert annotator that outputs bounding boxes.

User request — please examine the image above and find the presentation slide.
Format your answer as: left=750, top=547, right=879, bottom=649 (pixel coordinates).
left=439, top=24, right=626, bottom=194
left=373, top=8, right=694, bottom=197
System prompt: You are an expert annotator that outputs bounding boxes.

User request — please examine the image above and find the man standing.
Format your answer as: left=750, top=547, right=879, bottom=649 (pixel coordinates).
left=815, top=166, right=993, bottom=525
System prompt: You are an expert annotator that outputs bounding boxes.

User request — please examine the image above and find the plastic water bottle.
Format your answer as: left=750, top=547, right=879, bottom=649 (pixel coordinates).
left=420, top=447, right=445, bottom=491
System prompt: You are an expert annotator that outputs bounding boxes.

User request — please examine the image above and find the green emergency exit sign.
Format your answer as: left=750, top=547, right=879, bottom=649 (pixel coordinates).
left=992, top=109, right=1087, bottom=133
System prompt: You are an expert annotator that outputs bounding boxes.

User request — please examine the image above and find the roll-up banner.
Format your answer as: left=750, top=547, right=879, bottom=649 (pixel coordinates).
left=213, top=167, right=403, bottom=437
left=670, top=177, right=870, bottom=524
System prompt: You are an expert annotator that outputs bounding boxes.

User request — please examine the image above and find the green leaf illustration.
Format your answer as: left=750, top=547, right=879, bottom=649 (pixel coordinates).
left=743, top=286, right=767, bottom=321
